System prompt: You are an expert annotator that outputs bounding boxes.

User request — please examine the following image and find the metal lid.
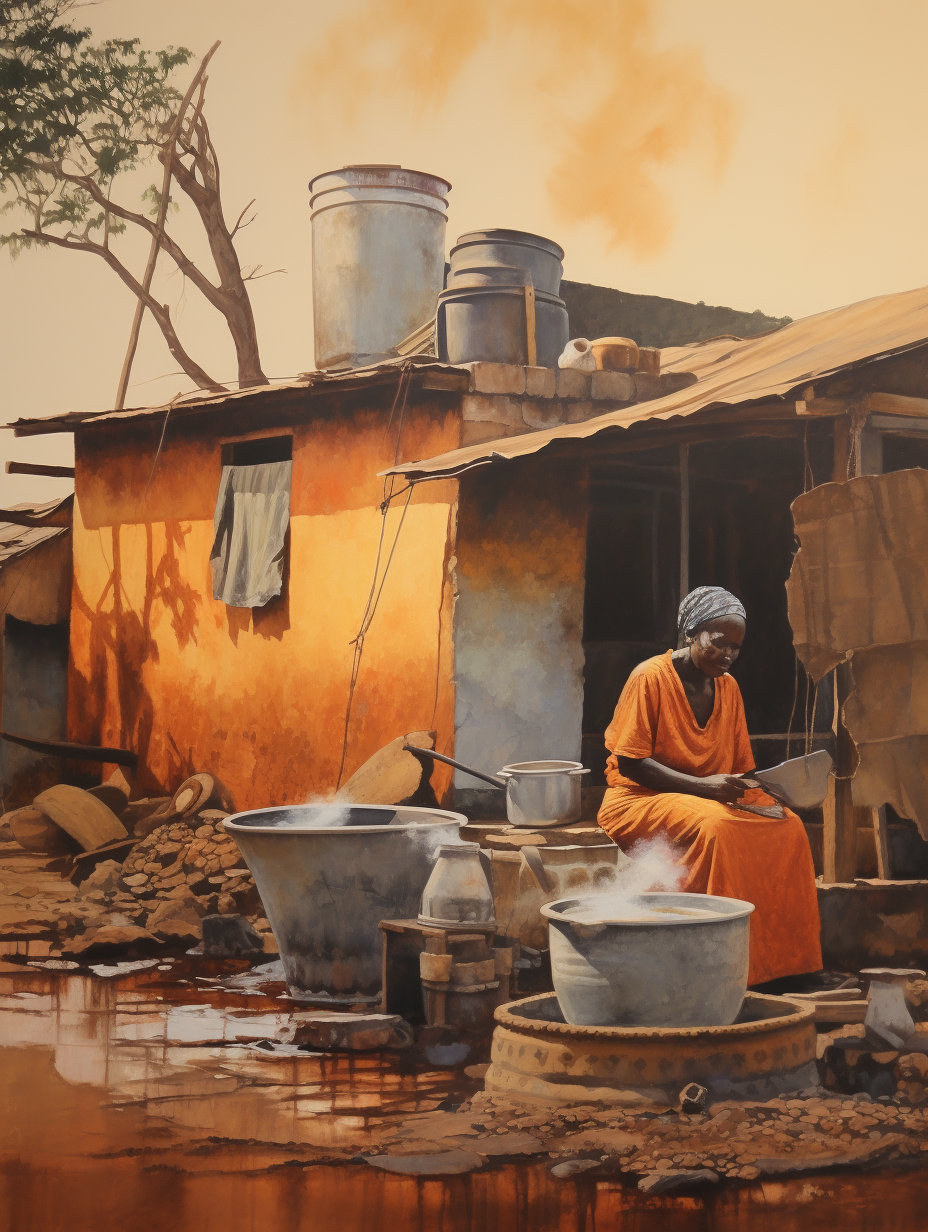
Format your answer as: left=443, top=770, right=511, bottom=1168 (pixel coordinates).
left=451, top=228, right=564, bottom=261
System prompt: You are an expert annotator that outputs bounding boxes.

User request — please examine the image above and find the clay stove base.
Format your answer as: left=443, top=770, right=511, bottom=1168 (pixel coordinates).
left=486, top=992, right=818, bottom=1108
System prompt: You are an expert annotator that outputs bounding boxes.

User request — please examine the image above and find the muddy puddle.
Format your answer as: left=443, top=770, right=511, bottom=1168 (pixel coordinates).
left=2, top=961, right=927, bottom=1231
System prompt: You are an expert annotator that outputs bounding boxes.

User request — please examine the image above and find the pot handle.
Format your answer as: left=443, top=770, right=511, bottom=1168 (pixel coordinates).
left=569, top=768, right=592, bottom=776
left=497, top=770, right=512, bottom=780
left=520, top=846, right=556, bottom=895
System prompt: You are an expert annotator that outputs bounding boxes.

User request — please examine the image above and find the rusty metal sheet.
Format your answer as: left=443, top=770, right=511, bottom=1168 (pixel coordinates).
left=787, top=470, right=928, bottom=836
left=377, top=284, right=928, bottom=479
left=787, top=470, right=928, bottom=680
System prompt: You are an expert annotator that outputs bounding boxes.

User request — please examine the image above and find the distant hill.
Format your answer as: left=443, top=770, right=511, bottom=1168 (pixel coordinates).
left=560, top=281, right=791, bottom=348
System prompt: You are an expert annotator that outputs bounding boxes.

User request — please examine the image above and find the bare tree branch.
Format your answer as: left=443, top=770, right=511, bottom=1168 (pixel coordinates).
left=23, top=227, right=225, bottom=392
left=229, top=198, right=256, bottom=239
left=115, top=39, right=220, bottom=408
left=242, top=265, right=286, bottom=281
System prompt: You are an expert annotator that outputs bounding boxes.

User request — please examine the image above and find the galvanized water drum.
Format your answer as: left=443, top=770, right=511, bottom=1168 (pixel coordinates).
left=438, top=228, right=570, bottom=368
left=308, top=164, right=451, bottom=370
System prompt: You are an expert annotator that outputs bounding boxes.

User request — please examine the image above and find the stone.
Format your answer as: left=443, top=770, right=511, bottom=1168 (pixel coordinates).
left=460, top=393, right=524, bottom=427
left=76, top=860, right=123, bottom=895
left=555, top=368, right=591, bottom=399
left=466, top=362, right=525, bottom=396
left=591, top=370, right=636, bottom=401
left=122, top=874, right=148, bottom=887
left=290, top=1011, right=412, bottom=1051
left=565, top=401, right=596, bottom=423
left=679, top=1083, right=709, bottom=1114
left=659, top=371, right=698, bottom=396
left=634, top=372, right=662, bottom=401
left=202, top=913, right=264, bottom=956
left=364, top=1150, right=484, bottom=1176
left=471, top=1132, right=541, bottom=1155
left=550, top=1159, right=598, bottom=1178
left=524, top=366, right=556, bottom=398
left=522, top=400, right=566, bottom=430
left=638, top=1169, right=718, bottom=1193
left=65, top=925, right=159, bottom=955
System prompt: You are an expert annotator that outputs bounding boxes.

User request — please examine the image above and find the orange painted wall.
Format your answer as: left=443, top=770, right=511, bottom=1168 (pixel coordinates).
left=69, top=393, right=460, bottom=810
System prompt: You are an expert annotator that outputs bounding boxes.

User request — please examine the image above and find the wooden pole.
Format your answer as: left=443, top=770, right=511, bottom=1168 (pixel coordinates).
left=679, top=443, right=690, bottom=602
left=523, top=285, right=537, bottom=368
left=114, top=42, right=221, bottom=410
left=822, top=410, right=880, bottom=883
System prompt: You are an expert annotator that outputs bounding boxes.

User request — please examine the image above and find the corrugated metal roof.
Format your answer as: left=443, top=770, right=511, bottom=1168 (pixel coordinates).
left=384, top=284, right=928, bottom=480
left=0, top=497, right=72, bottom=566
left=7, top=358, right=464, bottom=437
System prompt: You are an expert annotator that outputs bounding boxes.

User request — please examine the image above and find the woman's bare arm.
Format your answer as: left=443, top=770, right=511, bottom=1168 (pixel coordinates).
left=616, top=756, right=746, bottom=804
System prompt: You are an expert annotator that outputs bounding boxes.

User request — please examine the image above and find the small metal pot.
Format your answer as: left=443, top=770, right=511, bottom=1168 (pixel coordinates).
left=499, top=760, right=590, bottom=828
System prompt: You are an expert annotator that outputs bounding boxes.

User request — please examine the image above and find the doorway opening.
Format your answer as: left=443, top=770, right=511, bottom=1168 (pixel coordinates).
left=581, top=433, right=833, bottom=783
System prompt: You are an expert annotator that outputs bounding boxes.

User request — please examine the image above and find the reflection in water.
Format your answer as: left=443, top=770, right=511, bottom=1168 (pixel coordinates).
left=1, top=966, right=926, bottom=1231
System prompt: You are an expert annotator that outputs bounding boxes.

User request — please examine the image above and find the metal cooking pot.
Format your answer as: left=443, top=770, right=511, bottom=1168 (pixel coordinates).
left=404, top=746, right=590, bottom=827
left=499, top=760, right=590, bottom=827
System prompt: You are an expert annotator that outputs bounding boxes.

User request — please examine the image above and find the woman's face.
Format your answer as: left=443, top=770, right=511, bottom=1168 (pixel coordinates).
left=688, top=614, right=745, bottom=677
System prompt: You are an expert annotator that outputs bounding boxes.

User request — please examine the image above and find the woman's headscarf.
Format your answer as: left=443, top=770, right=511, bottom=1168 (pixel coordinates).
left=677, top=586, right=746, bottom=645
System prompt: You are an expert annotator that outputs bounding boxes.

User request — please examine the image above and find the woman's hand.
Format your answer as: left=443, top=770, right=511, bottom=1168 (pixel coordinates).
left=696, top=774, right=746, bottom=804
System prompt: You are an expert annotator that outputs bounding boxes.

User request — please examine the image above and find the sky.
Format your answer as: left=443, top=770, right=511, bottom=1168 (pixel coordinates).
left=1, top=0, right=926, bottom=502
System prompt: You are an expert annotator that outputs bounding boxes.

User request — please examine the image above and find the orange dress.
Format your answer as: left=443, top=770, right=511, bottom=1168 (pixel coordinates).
left=597, top=651, right=822, bottom=985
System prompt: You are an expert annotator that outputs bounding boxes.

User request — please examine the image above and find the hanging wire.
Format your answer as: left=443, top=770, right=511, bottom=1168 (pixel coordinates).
left=805, top=671, right=819, bottom=758
left=803, top=420, right=814, bottom=493
left=785, top=651, right=800, bottom=759
left=335, top=366, right=415, bottom=788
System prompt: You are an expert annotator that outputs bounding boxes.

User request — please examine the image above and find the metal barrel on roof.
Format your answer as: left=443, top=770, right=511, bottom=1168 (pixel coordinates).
left=308, top=164, right=451, bottom=372
left=449, top=229, right=565, bottom=296
left=438, top=228, right=569, bottom=368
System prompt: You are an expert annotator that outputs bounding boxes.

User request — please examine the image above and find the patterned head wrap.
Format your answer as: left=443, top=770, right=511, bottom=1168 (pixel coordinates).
left=677, top=586, right=746, bottom=645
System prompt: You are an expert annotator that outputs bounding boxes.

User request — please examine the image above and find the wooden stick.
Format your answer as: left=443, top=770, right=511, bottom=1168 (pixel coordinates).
left=5, top=462, right=74, bottom=478
left=679, top=442, right=690, bottom=601
left=114, top=41, right=221, bottom=410
left=0, top=731, right=138, bottom=768
left=0, top=507, right=70, bottom=528
left=823, top=413, right=874, bottom=883
left=524, top=285, right=537, bottom=367
left=872, top=805, right=892, bottom=879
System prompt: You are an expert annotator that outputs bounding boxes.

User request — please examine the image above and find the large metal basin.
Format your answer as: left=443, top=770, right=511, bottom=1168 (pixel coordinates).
left=542, top=891, right=754, bottom=1028
left=224, top=804, right=466, bottom=1004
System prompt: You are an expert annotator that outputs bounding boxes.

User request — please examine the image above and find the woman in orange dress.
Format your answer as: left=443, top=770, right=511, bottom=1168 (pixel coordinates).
left=597, top=586, right=824, bottom=989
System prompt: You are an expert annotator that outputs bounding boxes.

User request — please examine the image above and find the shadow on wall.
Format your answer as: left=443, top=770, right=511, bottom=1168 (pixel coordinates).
left=70, top=521, right=202, bottom=792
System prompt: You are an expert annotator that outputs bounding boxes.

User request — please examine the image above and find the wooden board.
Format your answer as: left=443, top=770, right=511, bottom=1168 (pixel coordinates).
left=33, top=785, right=128, bottom=851
left=335, top=730, right=435, bottom=805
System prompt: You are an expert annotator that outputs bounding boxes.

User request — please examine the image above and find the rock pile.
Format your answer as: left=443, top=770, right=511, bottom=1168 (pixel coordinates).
left=368, top=1088, right=928, bottom=1186
left=60, top=810, right=274, bottom=955
left=118, top=810, right=259, bottom=916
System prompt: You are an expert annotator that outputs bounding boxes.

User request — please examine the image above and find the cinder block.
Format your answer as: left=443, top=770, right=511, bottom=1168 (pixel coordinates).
left=566, top=401, right=597, bottom=423
left=461, top=394, right=524, bottom=426
left=523, top=400, right=567, bottom=430
left=637, top=347, right=661, bottom=377
left=556, top=367, right=592, bottom=399
left=524, top=366, right=556, bottom=398
left=466, top=362, right=526, bottom=396
left=659, top=371, right=699, bottom=396
left=634, top=372, right=663, bottom=401
left=461, top=421, right=525, bottom=446
left=591, top=370, right=636, bottom=402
